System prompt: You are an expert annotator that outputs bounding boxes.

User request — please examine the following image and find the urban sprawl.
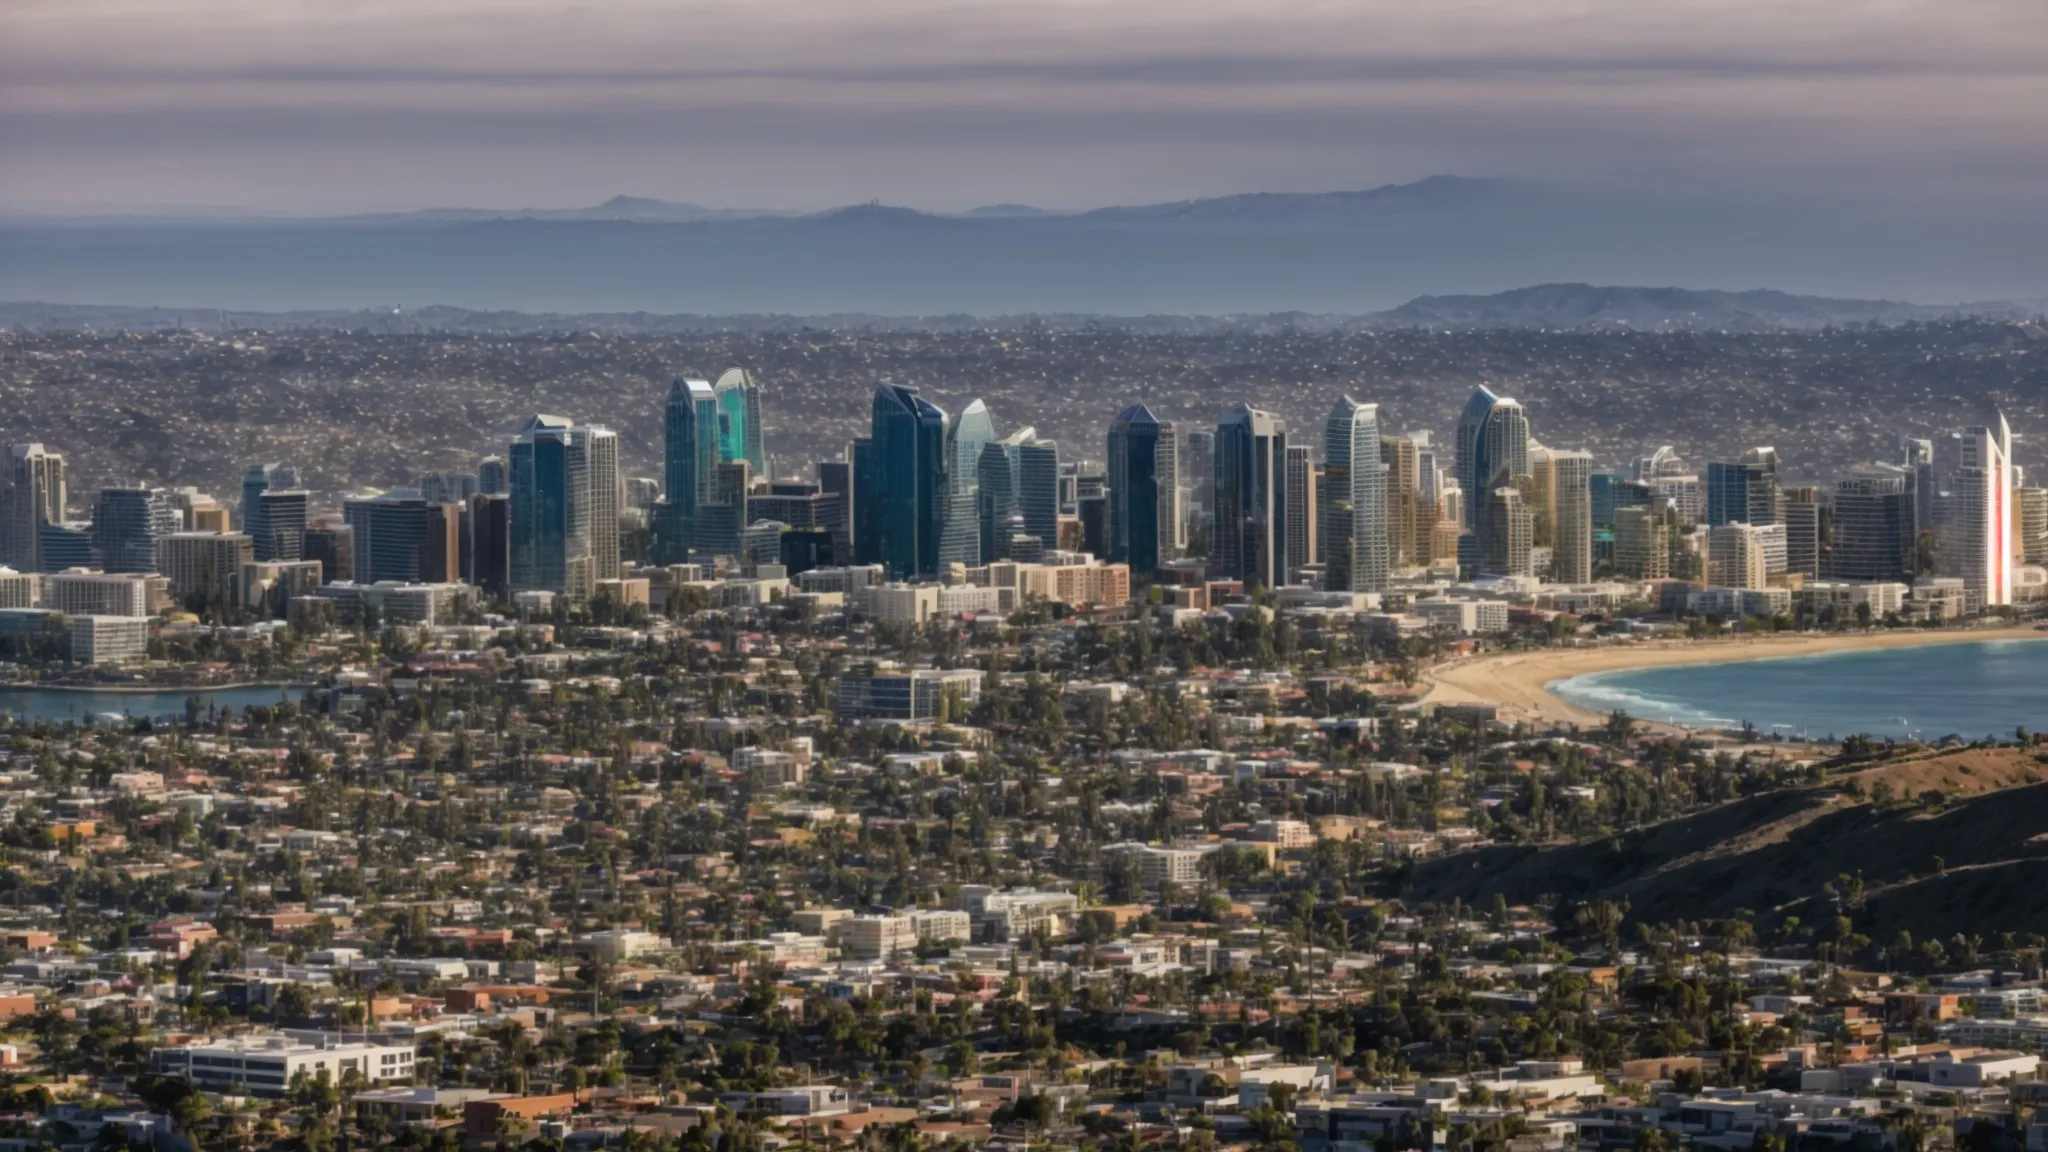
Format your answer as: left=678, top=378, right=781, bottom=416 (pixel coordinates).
left=0, top=365, right=2043, bottom=1152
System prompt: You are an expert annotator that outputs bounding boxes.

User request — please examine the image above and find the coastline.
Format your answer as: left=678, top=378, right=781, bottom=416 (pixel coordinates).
left=0, top=682, right=300, bottom=696
left=1421, top=626, right=2048, bottom=731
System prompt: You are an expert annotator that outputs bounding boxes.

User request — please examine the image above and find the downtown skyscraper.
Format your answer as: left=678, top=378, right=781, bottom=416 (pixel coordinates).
left=1, top=443, right=66, bottom=573
left=1320, top=397, right=1389, bottom=594
left=510, top=415, right=621, bottom=598
left=1106, top=404, right=1180, bottom=581
left=1213, top=402, right=1289, bottom=591
left=855, top=382, right=950, bottom=580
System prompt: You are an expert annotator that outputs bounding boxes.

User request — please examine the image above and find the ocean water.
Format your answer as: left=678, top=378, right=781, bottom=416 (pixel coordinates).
left=0, top=684, right=296, bottom=724
left=1549, top=639, right=2048, bottom=741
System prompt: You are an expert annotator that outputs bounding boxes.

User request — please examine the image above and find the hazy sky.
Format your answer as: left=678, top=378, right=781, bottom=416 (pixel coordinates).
left=4, top=0, right=2046, bottom=214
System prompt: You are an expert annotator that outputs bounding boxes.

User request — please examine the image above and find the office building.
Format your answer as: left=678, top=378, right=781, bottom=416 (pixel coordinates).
left=1783, top=486, right=1824, bottom=578
left=92, top=486, right=179, bottom=574
left=1831, top=475, right=1914, bottom=582
left=467, top=493, right=509, bottom=596
left=831, top=667, right=984, bottom=721
left=301, top=519, right=355, bottom=586
left=1105, top=404, right=1179, bottom=579
left=239, top=463, right=297, bottom=560
left=1213, top=403, right=1289, bottom=590
left=476, top=455, right=509, bottom=496
left=45, top=571, right=153, bottom=617
left=152, top=1034, right=415, bottom=1098
left=1320, top=397, right=1389, bottom=593
left=510, top=416, right=620, bottom=598
left=255, top=489, right=310, bottom=561
left=342, top=490, right=460, bottom=587
left=1181, top=428, right=1216, bottom=535
left=156, top=532, right=255, bottom=602
left=942, top=399, right=995, bottom=568
left=1706, top=452, right=1780, bottom=527
left=818, top=459, right=854, bottom=564
left=1, top=444, right=67, bottom=574
left=1455, top=387, right=1531, bottom=531
left=1480, top=487, right=1533, bottom=577
left=713, top=367, right=767, bottom=476
left=658, top=378, right=716, bottom=565
left=1549, top=450, right=1593, bottom=584
left=37, top=523, right=93, bottom=573
left=1283, top=444, right=1317, bottom=580
left=856, top=383, right=950, bottom=581
left=72, top=615, right=150, bottom=665
left=1708, top=523, right=1769, bottom=590
left=1013, top=436, right=1060, bottom=556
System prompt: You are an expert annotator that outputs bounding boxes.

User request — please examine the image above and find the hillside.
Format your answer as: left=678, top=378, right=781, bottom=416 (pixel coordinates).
left=1361, top=283, right=2039, bottom=332
left=1401, top=749, right=2048, bottom=938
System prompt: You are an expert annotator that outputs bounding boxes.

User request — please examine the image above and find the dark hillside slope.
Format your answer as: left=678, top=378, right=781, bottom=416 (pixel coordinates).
left=1401, top=750, right=2048, bottom=937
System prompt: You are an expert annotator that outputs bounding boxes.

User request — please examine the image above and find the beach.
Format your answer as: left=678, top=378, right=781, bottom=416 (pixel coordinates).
left=1422, top=625, right=2048, bottom=730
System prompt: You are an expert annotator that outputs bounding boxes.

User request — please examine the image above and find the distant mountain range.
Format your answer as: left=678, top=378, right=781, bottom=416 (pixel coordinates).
left=4, top=176, right=2044, bottom=315
left=5, top=282, right=2043, bottom=334
left=25, top=175, right=1517, bottom=228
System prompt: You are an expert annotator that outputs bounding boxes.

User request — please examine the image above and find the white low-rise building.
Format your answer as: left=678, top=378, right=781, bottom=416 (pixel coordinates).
left=151, top=1032, right=414, bottom=1096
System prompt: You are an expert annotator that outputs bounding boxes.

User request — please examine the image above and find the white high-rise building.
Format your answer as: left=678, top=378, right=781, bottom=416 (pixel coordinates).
left=1, top=444, right=67, bottom=574
left=1945, top=413, right=2016, bottom=607
left=1320, top=397, right=1389, bottom=593
left=1549, top=450, right=1593, bottom=584
left=1708, top=523, right=1769, bottom=590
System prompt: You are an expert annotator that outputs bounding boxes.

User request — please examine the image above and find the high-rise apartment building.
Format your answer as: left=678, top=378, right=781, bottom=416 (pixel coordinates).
left=1320, top=397, right=1389, bottom=594
left=1708, top=522, right=1769, bottom=590
left=1549, top=450, right=1593, bottom=584
left=1380, top=435, right=1420, bottom=567
left=2020, top=486, right=2048, bottom=565
left=1, top=444, right=66, bottom=573
left=1613, top=506, right=1671, bottom=579
left=1941, top=413, right=2015, bottom=607
left=1181, top=428, right=1216, bottom=538
left=1455, top=388, right=1531, bottom=531
left=1105, top=404, right=1179, bottom=580
left=1283, top=445, right=1317, bottom=580
left=156, top=532, right=255, bottom=602
left=1213, top=403, right=1289, bottom=590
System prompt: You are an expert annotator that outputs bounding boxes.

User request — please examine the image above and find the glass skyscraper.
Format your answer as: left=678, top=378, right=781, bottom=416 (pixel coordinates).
left=1106, top=404, right=1178, bottom=579
left=1320, top=397, right=1389, bottom=593
left=510, top=416, right=620, bottom=598
left=1213, top=402, right=1289, bottom=591
left=857, top=383, right=950, bottom=580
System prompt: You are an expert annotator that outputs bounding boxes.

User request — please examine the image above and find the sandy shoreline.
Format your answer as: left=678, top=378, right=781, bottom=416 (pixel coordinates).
left=1422, top=626, right=2048, bottom=731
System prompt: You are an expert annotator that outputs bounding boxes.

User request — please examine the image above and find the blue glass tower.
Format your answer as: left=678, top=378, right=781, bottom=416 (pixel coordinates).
left=856, top=383, right=949, bottom=580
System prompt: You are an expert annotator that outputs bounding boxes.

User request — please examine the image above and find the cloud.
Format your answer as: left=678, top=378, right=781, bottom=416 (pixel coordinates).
left=2, top=0, right=2045, bottom=212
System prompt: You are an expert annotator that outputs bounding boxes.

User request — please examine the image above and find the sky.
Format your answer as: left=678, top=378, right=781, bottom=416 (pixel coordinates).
left=3, top=0, right=2047, bottom=215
